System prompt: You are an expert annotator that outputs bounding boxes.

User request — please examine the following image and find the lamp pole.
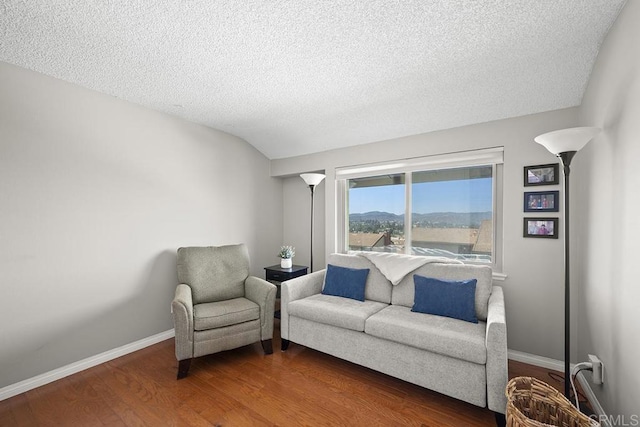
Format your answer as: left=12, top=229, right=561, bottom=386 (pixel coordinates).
left=308, top=183, right=316, bottom=272
left=535, top=126, right=600, bottom=400
left=300, top=173, right=325, bottom=272
left=559, top=151, right=576, bottom=398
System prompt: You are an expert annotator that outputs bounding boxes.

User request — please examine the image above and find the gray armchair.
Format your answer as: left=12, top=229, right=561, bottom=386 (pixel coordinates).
left=171, top=244, right=277, bottom=379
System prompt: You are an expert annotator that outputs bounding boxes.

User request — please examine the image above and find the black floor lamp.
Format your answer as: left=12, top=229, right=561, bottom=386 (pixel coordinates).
left=534, top=126, right=601, bottom=398
left=300, top=173, right=325, bottom=272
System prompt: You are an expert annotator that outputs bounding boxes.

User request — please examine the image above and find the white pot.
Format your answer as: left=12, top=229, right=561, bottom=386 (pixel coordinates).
left=280, top=258, right=292, bottom=268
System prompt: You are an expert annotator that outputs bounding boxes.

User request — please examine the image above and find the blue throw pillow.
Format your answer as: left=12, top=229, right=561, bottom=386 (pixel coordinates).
left=321, top=264, right=370, bottom=302
left=412, top=275, right=478, bottom=323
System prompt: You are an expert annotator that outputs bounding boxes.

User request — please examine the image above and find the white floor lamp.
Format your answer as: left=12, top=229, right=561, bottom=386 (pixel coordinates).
left=300, top=173, right=325, bottom=272
left=534, top=126, right=601, bottom=398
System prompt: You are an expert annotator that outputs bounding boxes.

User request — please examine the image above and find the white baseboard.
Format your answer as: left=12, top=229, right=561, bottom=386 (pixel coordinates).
left=508, top=349, right=565, bottom=371
left=0, top=329, right=175, bottom=402
left=508, top=349, right=607, bottom=425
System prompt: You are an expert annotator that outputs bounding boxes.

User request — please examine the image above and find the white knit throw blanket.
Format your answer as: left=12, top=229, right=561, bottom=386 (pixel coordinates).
left=355, top=251, right=462, bottom=285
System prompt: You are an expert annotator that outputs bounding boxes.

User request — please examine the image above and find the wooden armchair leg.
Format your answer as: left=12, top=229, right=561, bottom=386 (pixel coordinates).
left=261, top=339, right=273, bottom=355
left=177, top=358, right=191, bottom=380
left=281, top=339, right=290, bottom=351
left=494, top=412, right=506, bottom=427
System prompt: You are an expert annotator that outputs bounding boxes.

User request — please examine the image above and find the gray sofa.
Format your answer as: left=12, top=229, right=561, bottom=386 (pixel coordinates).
left=280, top=252, right=507, bottom=416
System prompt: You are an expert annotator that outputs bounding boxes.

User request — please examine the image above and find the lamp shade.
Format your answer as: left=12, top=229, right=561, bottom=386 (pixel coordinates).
left=300, top=173, right=326, bottom=186
left=534, top=126, right=601, bottom=155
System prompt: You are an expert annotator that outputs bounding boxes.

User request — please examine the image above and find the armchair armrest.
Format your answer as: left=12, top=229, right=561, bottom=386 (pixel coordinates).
left=245, top=276, right=277, bottom=340
left=172, top=284, right=194, bottom=361
left=280, top=269, right=326, bottom=340
left=485, top=285, right=508, bottom=413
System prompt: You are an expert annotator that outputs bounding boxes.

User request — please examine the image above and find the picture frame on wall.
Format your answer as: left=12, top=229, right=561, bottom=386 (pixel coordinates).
left=524, top=191, right=560, bottom=212
left=523, top=218, right=558, bottom=239
left=524, top=163, right=559, bottom=186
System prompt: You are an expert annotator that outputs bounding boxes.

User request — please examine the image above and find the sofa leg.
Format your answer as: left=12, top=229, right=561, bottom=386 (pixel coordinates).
left=177, top=358, right=191, bottom=380
left=261, top=339, right=273, bottom=355
left=281, top=339, right=290, bottom=351
left=494, top=412, right=506, bottom=427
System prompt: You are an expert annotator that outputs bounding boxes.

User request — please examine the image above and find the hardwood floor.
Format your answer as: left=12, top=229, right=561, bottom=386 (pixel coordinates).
left=0, top=321, right=585, bottom=427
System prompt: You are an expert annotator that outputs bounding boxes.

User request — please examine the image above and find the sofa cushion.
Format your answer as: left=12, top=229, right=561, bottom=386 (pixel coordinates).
left=193, top=297, right=259, bottom=331
left=392, top=263, right=493, bottom=321
left=322, top=264, right=369, bottom=301
left=327, top=253, right=392, bottom=303
left=288, top=294, right=388, bottom=332
left=412, top=275, right=478, bottom=323
left=365, top=305, right=487, bottom=364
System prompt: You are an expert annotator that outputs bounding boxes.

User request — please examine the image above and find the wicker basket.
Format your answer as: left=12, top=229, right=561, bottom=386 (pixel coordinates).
left=506, top=377, right=599, bottom=427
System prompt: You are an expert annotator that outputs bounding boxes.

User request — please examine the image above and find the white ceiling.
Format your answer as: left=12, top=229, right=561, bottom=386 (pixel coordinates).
left=0, top=1, right=626, bottom=159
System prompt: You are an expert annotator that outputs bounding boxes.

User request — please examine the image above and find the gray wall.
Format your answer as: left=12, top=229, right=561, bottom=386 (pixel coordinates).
left=576, top=0, right=640, bottom=418
left=0, top=62, right=282, bottom=388
left=272, top=108, right=580, bottom=361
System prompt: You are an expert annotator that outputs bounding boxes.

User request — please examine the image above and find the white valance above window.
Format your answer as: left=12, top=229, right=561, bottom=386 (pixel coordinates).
left=335, top=147, right=504, bottom=180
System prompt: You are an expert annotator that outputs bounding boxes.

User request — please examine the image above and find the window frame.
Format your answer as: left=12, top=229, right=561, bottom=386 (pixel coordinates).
left=336, top=148, right=504, bottom=272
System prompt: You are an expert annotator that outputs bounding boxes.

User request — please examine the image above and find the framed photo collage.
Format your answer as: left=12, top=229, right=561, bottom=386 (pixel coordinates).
left=523, top=163, right=559, bottom=239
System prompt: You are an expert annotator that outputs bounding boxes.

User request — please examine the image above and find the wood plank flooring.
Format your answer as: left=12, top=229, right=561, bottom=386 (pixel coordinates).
left=0, top=320, right=586, bottom=427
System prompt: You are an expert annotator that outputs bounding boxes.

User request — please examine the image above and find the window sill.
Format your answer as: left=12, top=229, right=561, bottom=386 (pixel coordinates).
left=492, top=272, right=507, bottom=282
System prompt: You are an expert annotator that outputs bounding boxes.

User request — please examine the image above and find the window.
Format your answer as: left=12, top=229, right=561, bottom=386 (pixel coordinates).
left=337, top=148, right=503, bottom=268
left=348, top=174, right=405, bottom=251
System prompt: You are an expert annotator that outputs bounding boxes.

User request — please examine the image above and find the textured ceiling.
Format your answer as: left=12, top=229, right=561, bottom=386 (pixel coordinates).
left=0, top=1, right=626, bottom=159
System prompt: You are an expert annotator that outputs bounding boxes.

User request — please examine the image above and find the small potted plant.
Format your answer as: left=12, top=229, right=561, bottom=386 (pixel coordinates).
left=278, top=245, right=295, bottom=268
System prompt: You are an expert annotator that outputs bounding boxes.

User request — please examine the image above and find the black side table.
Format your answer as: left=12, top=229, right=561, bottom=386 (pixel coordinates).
left=264, top=264, right=308, bottom=318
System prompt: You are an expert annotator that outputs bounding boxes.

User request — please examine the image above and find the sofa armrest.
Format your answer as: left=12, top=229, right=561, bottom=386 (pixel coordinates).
left=172, top=284, right=194, bottom=361
left=280, top=269, right=326, bottom=340
left=485, top=285, right=508, bottom=414
left=245, top=275, right=277, bottom=340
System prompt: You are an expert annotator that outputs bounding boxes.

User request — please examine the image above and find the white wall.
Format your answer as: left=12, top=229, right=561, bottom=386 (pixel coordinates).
left=576, top=0, right=640, bottom=418
left=272, top=108, right=580, bottom=360
left=0, top=62, right=282, bottom=388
